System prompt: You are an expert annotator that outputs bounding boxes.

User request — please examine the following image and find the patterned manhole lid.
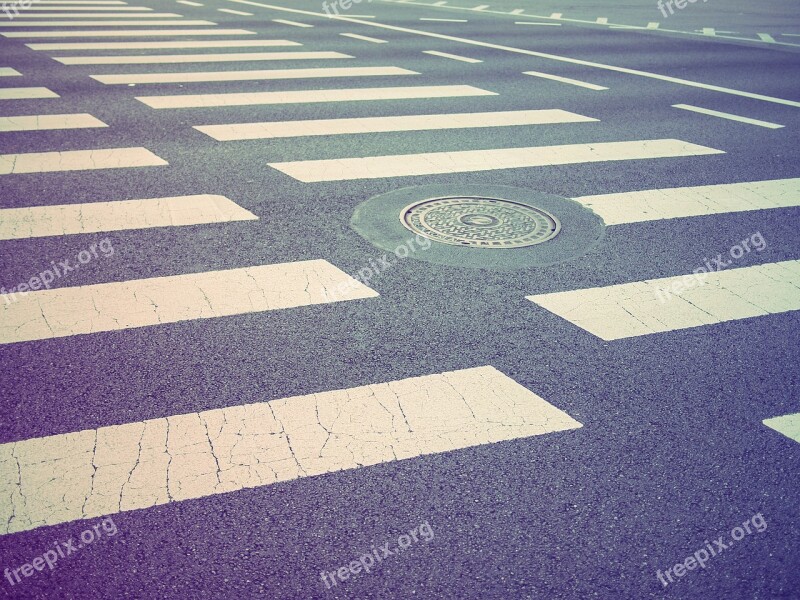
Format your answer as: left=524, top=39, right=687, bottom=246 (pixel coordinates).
left=400, top=196, right=561, bottom=248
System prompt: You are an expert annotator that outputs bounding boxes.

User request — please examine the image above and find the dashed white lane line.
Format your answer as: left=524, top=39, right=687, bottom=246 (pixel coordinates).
left=647, top=22, right=659, bottom=29
left=473, top=4, right=489, bottom=10
left=550, top=12, right=562, bottom=18
left=757, top=33, right=776, bottom=43
left=268, top=139, right=723, bottom=182
left=194, top=109, right=598, bottom=140
left=0, top=87, right=59, bottom=99
left=54, top=50, right=352, bottom=64
left=228, top=1, right=800, bottom=109
left=218, top=8, right=253, bottom=15
left=272, top=18, right=312, bottom=27
left=3, top=28, right=255, bottom=37
left=27, top=39, right=298, bottom=49
left=527, top=261, right=800, bottom=341
left=0, top=365, right=580, bottom=535
left=573, top=178, right=800, bottom=225
left=672, top=103, right=784, bottom=129
left=515, top=21, right=561, bottom=26
left=419, top=17, right=467, bottom=22
left=177, top=0, right=203, bottom=5
left=763, top=413, right=800, bottom=444
left=422, top=49, right=481, bottom=63
left=0, top=260, right=377, bottom=346
left=702, top=27, right=715, bottom=35
left=0, top=19, right=217, bottom=26
left=6, top=12, right=184, bottom=17
left=510, top=8, right=524, bottom=14
left=136, top=84, right=496, bottom=109
left=340, top=32, right=386, bottom=43
left=0, top=194, right=256, bottom=239
left=0, top=68, right=22, bottom=76
left=0, top=147, right=167, bottom=175
left=523, top=70, right=607, bottom=90
left=0, top=113, right=107, bottom=132
left=596, top=17, right=607, bottom=24
left=93, top=66, right=415, bottom=85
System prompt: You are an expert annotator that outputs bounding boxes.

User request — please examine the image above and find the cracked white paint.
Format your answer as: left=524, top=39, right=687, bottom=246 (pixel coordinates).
left=0, top=366, right=581, bottom=535
left=0, top=147, right=167, bottom=175
left=0, top=194, right=256, bottom=240
left=0, top=68, right=21, bottom=77
left=0, top=87, right=59, bottom=100
left=195, top=109, right=596, bottom=141
left=27, top=40, right=299, bottom=50
left=136, top=85, right=495, bottom=109
left=0, top=20, right=216, bottom=26
left=55, top=51, right=351, bottom=65
left=0, top=260, right=377, bottom=344
left=527, top=260, right=800, bottom=340
left=93, top=66, right=414, bottom=85
left=268, top=139, right=723, bottom=183
left=3, top=29, right=255, bottom=37
left=0, top=113, right=107, bottom=133
left=574, top=178, right=800, bottom=225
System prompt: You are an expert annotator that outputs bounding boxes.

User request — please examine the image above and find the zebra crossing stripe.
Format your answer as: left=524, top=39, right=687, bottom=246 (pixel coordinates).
left=54, top=50, right=352, bottom=64
left=763, top=413, right=800, bottom=444
left=26, top=39, right=298, bottom=49
left=0, top=147, right=167, bottom=175
left=3, top=29, right=254, bottom=37
left=0, top=87, right=59, bottom=100
left=0, top=113, right=107, bottom=132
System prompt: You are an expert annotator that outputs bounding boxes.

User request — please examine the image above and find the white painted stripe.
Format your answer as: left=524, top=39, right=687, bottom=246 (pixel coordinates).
left=0, top=260, right=377, bottom=345
left=340, top=32, right=386, bottom=43
left=272, top=18, right=311, bottom=27
left=0, top=147, right=167, bottom=175
left=137, top=84, right=496, bottom=109
left=0, top=20, right=216, bottom=26
left=419, top=17, right=467, bottom=22
left=33, top=1, right=128, bottom=3
left=26, top=39, right=299, bottom=49
left=596, top=17, right=607, bottom=24
left=433, top=0, right=447, bottom=4
left=15, top=6, right=153, bottom=9
left=702, top=27, right=715, bottom=35
left=93, top=65, right=415, bottom=85
left=573, top=178, right=800, bottom=225
left=3, top=28, right=254, bottom=37
left=758, top=33, right=776, bottom=43
left=6, top=12, right=184, bottom=17
left=177, top=0, right=203, bottom=5
left=527, top=260, right=800, bottom=341
left=268, top=139, right=723, bottom=182
left=0, top=87, right=59, bottom=99
left=672, top=103, right=784, bottom=129
left=515, top=21, right=561, bottom=25
left=473, top=5, right=489, bottom=10
left=55, top=50, right=351, bottom=64
left=647, top=21, right=659, bottom=29
left=0, top=365, right=580, bottom=534
left=195, top=109, right=598, bottom=140
left=219, top=8, right=253, bottom=14
left=0, top=68, right=22, bottom=76
left=0, top=194, right=256, bottom=240
left=0, top=113, right=107, bottom=132
left=550, top=12, right=562, bottom=18
left=511, top=8, right=524, bottom=14
left=523, top=70, right=607, bottom=90
left=763, top=413, right=800, bottom=444
left=423, top=49, right=481, bottom=63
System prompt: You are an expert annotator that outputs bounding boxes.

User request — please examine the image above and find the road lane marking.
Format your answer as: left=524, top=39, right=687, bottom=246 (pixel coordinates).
left=33, top=1, right=129, bottom=3
left=268, top=139, right=723, bottom=182
left=0, top=365, right=580, bottom=535
left=0, top=147, right=167, bottom=175
left=596, top=17, right=607, bottom=23
left=647, top=22, right=659, bottom=28
left=0, top=260, right=377, bottom=345
left=573, top=178, right=800, bottom=225
left=515, top=21, right=560, bottom=25
left=26, top=39, right=298, bottom=49
left=0, top=19, right=217, bottom=26
left=218, top=8, right=253, bottom=15
left=763, top=413, right=800, bottom=444
left=93, top=65, right=415, bottom=85
left=196, top=109, right=597, bottom=140
left=422, top=49, right=481, bottom=63
left=3, top=28, right=254, bottom=37
left=473, top=4, right=489, bottom=9
left=419, top=17, right=467, bottom=22
left=6, top=12, right=184, bottom=17
left=15, top=5, right=152, bottom=9
left=0, top=194, right=256, bottom=240
left=672, top=103, right=783, bottom=129
left=54, top=50, right=351, bottom=64
left=177, top=0, right=203, bottom=5
left=340, top=32, right=386, bottom=43
left=0, top=113, right=107, bottom=132
left=0, top=68, right=22, bottom=76
left=527, top=261, right=800, bottom=340
left=550, top=12, right=562, bottom=18
left=757, top=33, right=776, bottom=42
left=0, top=87, right=59, bottom=99
left=272, top=18, right=311, bottom=27
left=523, top=69, right=607, bottom=90
left=137, top=84, right=496, bottom=109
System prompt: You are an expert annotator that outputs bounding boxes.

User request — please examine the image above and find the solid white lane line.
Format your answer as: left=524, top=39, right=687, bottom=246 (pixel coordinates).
left=515, top=21, right=561, bottom=25
left=523, top=70, right=607, bottom=90
left=647, top=22, right=659, bottom=29
left=3, top=28, right=254, bottom=37
left=423, top=49, right=481, bottom=63
left=527, top=261, right=800, bottom=341
left=92, top=65, right=415, bottom=84
left=177, top=0, right=203, bottom=5
left=55, top=50, right=351, bottom=64
left=194, top=109, right=598, bottom=140
left=573, top=178, right=800, bottom=225
left=0, top=87, right=59, bottom=99
left=0, top=365, right=580, bottom=535
left=596, top=17, right=607, bottom=23
left=272, top=18, right=312, bottom=27
left=0, top=19, right=217, bottom=26
left=268, top=139, right=723, bottom=182
left=672, top=103, right=784, bottom=129
left=26, top=39, right=298, bottom=49
left=0, top=113, right=107, bottom=132
left=419, top=17, right=467, bottom=22
left=340, top=32, right=386, bottom=43
left=218, top=8, right=253, bottom=15
left=0, top=147, right=167, bottom=175
left=0, top=194, right=256, bottom=240
left=137, top=84, right=496, bottom=109
left=763, top=413, right=800, bottom=444
left=550, top=12, right=562, bottom=18
left=0, top=68, right=22, bottom=76
left=0, top=260, right=377, bottom=345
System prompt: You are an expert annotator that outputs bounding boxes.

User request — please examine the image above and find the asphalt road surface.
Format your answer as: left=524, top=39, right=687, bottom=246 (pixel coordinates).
left=0, top=0, right=798, bottom=598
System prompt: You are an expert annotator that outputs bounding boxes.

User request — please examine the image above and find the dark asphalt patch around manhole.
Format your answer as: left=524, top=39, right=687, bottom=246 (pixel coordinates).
left=351, top=185, right=606, bottom=270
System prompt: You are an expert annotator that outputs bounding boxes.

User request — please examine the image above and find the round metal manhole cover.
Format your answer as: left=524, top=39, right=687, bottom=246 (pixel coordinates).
left=400, top=196, right=561, bottom=248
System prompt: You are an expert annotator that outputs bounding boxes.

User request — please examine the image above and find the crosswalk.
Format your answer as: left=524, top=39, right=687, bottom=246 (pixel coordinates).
left=0, top=0, right=796, bottom=545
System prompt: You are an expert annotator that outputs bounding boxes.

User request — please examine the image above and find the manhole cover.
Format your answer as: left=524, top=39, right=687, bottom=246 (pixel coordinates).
left=400, top=196, right=560, bottom=248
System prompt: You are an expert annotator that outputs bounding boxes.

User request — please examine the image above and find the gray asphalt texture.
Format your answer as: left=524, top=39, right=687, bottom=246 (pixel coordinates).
left=0, top=0, right=799, bottom=598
